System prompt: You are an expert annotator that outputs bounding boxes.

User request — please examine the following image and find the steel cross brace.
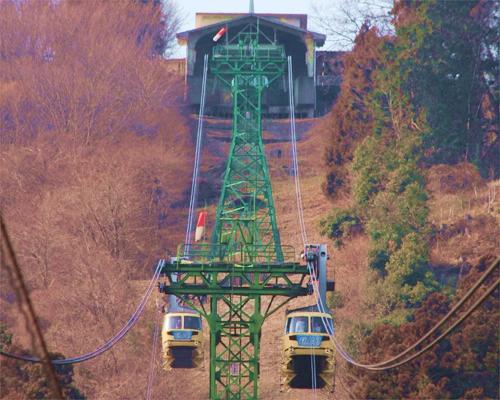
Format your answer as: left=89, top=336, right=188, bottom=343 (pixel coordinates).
left=159, top=261, right=310, bottom=297
left=158, top=260, right=310, bottom=399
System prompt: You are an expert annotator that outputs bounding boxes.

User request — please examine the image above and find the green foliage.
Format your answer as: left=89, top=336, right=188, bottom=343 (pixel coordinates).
left=0, top=322, right=12, bottom=351
left=323, top=1, right=499, bottom=395
left=0, top=325, right=86, bottom=399
left=351, top=101, right=433, bottom=307
left=376, top=307, right=413, bottom=327
left=344, top=0, right=492, bottom=312
left=391, top=0, right=499, bottom=176
left=319, top=208, right=361, bottom=248
left=385, top=232, right=438, bottom=305
left=350, top=0, right=499, bottom=309
left=351, top=136, right=384, bottom=207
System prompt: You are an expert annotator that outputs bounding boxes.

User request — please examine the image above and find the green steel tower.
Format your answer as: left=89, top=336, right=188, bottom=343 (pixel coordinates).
left=210, top=23, right=284, bottom=263
left=160, top=20, right=310, bottom=399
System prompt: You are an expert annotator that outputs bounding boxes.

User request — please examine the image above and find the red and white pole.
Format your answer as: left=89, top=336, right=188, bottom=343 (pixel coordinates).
left=213, top=27, right=227, bottom=42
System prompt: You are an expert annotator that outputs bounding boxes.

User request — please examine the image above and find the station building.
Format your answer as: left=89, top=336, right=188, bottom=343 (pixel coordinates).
left=170, top=12, right=343, bottom=118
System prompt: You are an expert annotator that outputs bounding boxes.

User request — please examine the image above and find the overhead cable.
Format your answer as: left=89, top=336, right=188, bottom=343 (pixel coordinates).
left=184, top=54, right=209, bottom=256
left=288, top=55, right=318, bottom=395
left=308, top=259, right=499, bottom=370
left=285, top=76, right=500, bottom=371
left=0, top=260, right=164, bottom=364
left=287, top=55, right=308, bottom=245
left=352, top=257, right=499, bottom=367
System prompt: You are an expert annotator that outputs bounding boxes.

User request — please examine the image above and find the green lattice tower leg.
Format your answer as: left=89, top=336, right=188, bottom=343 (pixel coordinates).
left=208, top=293, right=264, bottom=399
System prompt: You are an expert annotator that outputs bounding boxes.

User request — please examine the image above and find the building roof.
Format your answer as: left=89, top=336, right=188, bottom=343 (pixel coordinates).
left=177, top=14, right=326, bottom=47
left=195, top=12, right=308, bottom=29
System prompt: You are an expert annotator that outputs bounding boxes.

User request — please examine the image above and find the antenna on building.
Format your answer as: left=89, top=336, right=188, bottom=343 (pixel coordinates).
left=249, top=0, right=255, bottom=14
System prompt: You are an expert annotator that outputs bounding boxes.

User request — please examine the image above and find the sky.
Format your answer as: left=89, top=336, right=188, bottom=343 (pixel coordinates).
left=170, top=0, right=332, bottom=58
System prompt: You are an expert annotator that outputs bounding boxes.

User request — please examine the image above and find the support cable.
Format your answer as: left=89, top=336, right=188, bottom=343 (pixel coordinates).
left=351, top=257, right=499, bottom=367
left=307, top=259, right=499, bottom=370
left=288, top=55, right=318, bottom=394
left=0, top=260, right=164, bottom=364
left=0, top=215, right=63, bottom=399
left=145, top=307, right=161, bottom=400
left=286, top=57, right=500, bottom=371
left=287, top=56, right=307, bottom=245
left=184, top=54, right=209, bottom=257
left=359, top=279, right=499, bottom=370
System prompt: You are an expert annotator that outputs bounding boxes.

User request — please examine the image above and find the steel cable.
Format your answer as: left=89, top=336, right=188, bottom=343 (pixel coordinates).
left=286, top=79, right=500, bottom=371
left=350, top=257, right=499, bottom=367
left=184, top=54, right=209, bottom=256
left=145, top=308, right=161, bottom=400
left=287, top=56, right=307, bottom=245
left=361, top=279, right=499, bottom=370
left=288, top=55, right=317, bottom=395
left=308, top=259, right=499, bottom=370
left=0, top=260, right=164, bottom=364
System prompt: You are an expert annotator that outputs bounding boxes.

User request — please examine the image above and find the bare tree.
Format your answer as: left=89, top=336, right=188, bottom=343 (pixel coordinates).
left=311, top=0, right=394, bottom=50
left=161, top=0, right=184, bottom=57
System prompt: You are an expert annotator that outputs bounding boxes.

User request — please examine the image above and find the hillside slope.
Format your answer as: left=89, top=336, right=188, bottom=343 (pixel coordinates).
left=1, top=115, right=497, bottom=399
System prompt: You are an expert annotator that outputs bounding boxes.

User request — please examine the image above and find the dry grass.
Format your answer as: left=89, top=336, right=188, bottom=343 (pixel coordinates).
left=426, top=164, right=499, bottom=267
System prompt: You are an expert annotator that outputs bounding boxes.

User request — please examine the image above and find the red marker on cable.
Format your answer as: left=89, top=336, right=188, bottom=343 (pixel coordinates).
left=195, top=211, right=208, bottom=242
left=213, top=27, right=227, bottom=42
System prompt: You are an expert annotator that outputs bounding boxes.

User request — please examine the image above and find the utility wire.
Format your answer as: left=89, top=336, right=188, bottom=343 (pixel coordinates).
left=0, top=214, right=63, bottom=399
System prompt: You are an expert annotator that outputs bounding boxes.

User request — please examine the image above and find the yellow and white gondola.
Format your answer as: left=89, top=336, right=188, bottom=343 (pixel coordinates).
left=161, top=309, right=204, bottom=369
left=280, top=306, right=335, bottom=392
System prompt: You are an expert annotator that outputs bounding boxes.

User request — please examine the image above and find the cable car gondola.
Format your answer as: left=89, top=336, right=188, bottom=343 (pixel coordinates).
left=280, top=305, right=335, bottom=392
left=161, top=308, right=204, bottom=370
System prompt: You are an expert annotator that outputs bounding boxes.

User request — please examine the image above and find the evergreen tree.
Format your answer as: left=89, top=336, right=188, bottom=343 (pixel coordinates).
left=391, top=0, right=499, bottom=175
left=322, top=26, right=391, bottom=196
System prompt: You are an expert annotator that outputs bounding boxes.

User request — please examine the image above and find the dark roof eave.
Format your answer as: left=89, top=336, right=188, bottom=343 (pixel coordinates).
left=177, top=15, right=326, bottom=46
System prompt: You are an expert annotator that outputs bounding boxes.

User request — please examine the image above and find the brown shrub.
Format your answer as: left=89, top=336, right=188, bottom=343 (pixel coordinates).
left=0, top=0, right=184, bottom=145
left=348, top=255, right=499, bottom=399
left=0, top=1, right=193, bottom=398
left=426, top=163, right=486, bottom=194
